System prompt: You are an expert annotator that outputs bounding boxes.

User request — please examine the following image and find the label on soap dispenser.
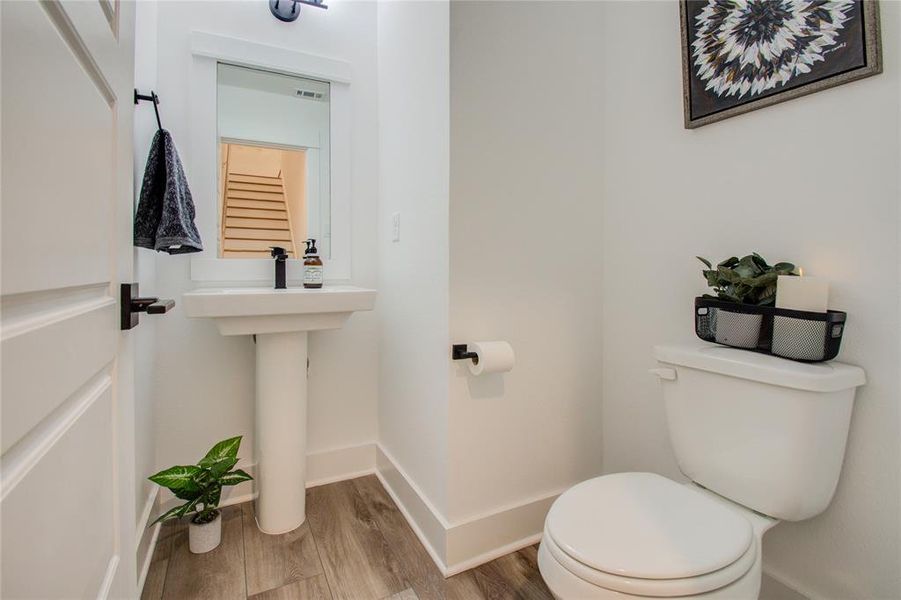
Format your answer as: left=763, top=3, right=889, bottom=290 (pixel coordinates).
left=303, top=265, right=323, bottom=285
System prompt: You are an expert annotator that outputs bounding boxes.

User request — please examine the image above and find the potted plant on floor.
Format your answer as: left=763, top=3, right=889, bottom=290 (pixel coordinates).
left=149, top=436, right=253, bottom=553
left=697, top=253, right=797, bottom=349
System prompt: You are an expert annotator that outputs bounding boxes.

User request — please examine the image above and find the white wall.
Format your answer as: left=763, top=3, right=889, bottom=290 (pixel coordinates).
left=150, top=0, right=379, bottom=479
left=448, top=0, right=605, bottom=524
left=377, top=0, right=451, bottom=522
left=218, top=85, right=328, bottom=150
left=599, top=2, right=900, bottom=599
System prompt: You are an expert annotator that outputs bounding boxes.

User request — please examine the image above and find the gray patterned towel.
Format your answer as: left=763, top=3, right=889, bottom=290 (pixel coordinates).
left=134, top=129, right=203, bottom=254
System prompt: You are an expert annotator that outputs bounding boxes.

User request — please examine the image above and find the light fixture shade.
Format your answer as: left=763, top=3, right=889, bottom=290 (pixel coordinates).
left=269, top=0, right=328, bottom=23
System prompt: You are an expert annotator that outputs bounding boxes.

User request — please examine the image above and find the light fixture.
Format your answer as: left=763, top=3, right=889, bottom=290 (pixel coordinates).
left=269, top=0, right=328, bottom=23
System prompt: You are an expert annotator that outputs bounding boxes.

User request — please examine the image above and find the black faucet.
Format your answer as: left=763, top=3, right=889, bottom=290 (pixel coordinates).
left=270, top=246, right=288, bottom=289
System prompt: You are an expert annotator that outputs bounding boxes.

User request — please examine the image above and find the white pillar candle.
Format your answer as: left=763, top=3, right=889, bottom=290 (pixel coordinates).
left=775, top=274, right=829, bottom=313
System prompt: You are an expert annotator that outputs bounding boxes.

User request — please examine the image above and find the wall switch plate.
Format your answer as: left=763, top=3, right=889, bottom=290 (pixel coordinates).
left=391, top=212, right=400, bottom=242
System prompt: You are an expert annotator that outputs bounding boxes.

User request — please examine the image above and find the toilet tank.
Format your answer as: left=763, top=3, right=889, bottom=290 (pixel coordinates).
left=653, top=344, right=866, bottom=521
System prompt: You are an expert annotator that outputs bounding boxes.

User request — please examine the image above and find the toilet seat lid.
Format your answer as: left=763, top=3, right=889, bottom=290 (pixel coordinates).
left=546, top=472, right=753, bottom=580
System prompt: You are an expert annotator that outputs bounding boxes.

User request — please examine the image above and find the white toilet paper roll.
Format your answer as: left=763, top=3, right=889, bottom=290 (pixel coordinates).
left=468, top=341, right=515, bottom=376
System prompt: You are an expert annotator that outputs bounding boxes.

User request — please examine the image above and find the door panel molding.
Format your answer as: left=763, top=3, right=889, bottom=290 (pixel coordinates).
left=1, top=372, right=112, bottom=498
left=1, top=384, right=117, bottom=598
left=2, top=0, right=116, bottom=295
left=1, top=302, right=117, bottom=453
left=97, top=0, right=120, bottom=39
left=38, top=0, right=115, bottom=105
left=0, top=283, right=113, bottom=340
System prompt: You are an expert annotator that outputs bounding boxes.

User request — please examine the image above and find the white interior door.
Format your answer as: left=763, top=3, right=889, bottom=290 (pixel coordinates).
left=1, top=1, right=138, bottom=597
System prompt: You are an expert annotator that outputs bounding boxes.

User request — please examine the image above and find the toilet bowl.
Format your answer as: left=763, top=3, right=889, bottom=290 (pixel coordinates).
left=537, top=343, right=866, bottom=599
left=537, top=473, right=775, bottom=599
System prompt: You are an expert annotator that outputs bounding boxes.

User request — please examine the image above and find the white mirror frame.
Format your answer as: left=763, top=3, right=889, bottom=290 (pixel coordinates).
left=187, top=31, right=352, bottom=282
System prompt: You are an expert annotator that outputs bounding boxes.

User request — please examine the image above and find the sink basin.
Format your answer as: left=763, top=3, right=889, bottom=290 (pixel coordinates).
left=182, top=285, right=376, bottom=335
left=182, top=285, right=375, bottom=534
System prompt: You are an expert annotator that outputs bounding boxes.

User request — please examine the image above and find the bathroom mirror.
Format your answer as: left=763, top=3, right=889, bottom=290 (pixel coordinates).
left=217, top=63, right=330, bottom=259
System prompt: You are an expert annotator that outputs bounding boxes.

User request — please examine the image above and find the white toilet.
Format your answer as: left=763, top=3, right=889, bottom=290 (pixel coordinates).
left=538, top=343, right=866, bottom=599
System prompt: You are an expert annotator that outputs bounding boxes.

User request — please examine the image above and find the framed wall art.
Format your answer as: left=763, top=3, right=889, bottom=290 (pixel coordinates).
left=681, top=0, right=882, bottom=128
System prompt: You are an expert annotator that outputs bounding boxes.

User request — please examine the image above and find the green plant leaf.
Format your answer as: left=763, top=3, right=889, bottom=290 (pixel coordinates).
left=198, top=436, right=243, bottom=468
left=205, top=484, right=222, bottom=509
left=192, top=468, right=215, bottom=489
left=148, top=505, right=184, bottom=527
left=220, top=469, right=253, bottom=486
left=697, top=256, right=712, bottom=269
left=734, top=256, right=759, bottom=278
left=718, top=257, right=739, bottom=268
left=746, top=272, right=778, bottom=288
left=751, top=253, right=769, bottom=270
left=180, top=494, right=203, bottom=518
left=152, top=503, right=190, bottom=525
left=717, top=290, right=742, bottom=303
left=207, top=457, right=239, bottom=479
left=758, top=282, right=778, bottom=302
left=173, top=487, right=202, bottom=502
left=698, top=253, right=799, bottom=305
left=772, top=262, right=796, bottom=274
left=149, top=466, right=202, bottom=492
left=150, top=435, right=248, bottom=520
left=716, top=266, right=741, bottom=283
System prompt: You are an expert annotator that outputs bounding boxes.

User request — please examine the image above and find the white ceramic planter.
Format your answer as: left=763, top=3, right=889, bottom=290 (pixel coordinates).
left=189, top=513, right=222, bottom=554
left=713, top=309, right=762, bottom=349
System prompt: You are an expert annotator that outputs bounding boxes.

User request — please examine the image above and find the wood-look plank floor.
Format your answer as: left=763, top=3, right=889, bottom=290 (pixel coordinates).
left=142, top=475, right=552, bottom=600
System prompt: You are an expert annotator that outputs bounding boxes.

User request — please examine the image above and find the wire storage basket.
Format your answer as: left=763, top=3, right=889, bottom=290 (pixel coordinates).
left=695, top=297, right=846, bottom=362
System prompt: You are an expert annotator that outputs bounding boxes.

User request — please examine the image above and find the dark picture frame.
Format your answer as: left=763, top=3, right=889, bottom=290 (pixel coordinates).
left=680, top=0, right=882, bottom=129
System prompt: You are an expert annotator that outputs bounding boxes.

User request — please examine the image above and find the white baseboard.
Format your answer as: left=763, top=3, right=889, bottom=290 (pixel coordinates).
left=307, top=443, right=376, bottom=487
left=445, top=532, right=543, bottom=577
left=760, top=569, right=811, bottom=600
left=136, top=523, right=161, bottom=596
left=445, top=487, right=560, bottom=573
left=154, top=443, right=378, bottom=515
left=135, top=486, right=160, bottom=596
left=375, top=446, right=450, bottom=573
left=374, top=445, right=558, bottom=577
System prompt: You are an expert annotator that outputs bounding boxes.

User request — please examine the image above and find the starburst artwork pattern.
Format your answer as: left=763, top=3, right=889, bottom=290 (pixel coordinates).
left=691, top=0, right=855, bottom=99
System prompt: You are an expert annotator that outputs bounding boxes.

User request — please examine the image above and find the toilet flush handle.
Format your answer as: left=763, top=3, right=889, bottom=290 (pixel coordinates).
left=649, top=367, right=677, bottom=381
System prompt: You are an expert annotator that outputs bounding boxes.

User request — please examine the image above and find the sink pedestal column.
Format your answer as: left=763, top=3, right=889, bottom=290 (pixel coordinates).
left=254, top=331, right=308, bottom=534
left=181, top=286, right=377, bottom=534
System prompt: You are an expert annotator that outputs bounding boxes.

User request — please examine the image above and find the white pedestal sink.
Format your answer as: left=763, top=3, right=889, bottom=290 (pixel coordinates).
left=182, top=286, right=376, bottom=534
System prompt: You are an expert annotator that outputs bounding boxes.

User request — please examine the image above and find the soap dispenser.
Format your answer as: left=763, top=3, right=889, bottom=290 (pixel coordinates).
left=303, top=239, right=323, bottom=289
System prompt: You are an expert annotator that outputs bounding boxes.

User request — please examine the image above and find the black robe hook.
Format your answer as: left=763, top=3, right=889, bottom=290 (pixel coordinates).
left=134, top=89, right=162, bottom=131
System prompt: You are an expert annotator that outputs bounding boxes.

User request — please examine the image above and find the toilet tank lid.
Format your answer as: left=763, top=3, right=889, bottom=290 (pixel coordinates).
left=654, top=343, right=866, bottom=392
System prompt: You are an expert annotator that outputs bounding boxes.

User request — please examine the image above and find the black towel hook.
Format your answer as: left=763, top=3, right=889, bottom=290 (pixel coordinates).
left=134, top=89, right=162, bottom=131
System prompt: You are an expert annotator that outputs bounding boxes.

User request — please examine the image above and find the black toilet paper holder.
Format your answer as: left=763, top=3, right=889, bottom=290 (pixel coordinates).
left=452, top=344, right=479, bottom=364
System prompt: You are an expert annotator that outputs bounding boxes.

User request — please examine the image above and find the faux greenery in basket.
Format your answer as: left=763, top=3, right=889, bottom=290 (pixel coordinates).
left=697, top=253, right=798, bottom=306
left=150, top=436, right=252, bottom=521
